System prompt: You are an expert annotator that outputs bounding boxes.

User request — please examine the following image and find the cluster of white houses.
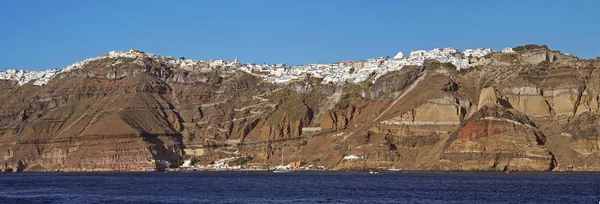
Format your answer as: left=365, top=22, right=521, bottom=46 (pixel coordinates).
left=243, top=47, right=506, bottom=84
left=0, top=69, right=60, bottom=86
left=0, top=49, right=239, bottom=86
left=0, top=47, right=514, bottom=86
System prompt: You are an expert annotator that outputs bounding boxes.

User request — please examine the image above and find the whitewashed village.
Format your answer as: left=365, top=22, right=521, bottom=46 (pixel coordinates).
left=2, top=47, right=513, bottom=172
left=0, top=47, right=514, bottom=87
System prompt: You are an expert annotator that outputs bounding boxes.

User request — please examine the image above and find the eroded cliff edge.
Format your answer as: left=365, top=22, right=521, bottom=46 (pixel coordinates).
left=1, top=46, right=599, bottom=172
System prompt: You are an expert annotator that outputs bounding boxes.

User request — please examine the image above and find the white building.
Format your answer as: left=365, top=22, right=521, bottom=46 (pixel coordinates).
left=1, top=46, right=508, bottom=87
left=343, top=155, right=362, bottom=160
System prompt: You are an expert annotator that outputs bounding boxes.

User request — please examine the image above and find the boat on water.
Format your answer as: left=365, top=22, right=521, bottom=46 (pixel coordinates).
left=273, top=143, right=294, bottom=173
left=387, top=167, right=403, bottom=172
left=369, top=170, right=379, bottom=175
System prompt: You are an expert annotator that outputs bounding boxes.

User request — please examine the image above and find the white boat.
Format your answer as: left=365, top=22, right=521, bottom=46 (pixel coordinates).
left=369, top=170, right=379, bottom=175
left=387, top=167, right=403, bottom=172
left=273, top=143, right=294, bottom=173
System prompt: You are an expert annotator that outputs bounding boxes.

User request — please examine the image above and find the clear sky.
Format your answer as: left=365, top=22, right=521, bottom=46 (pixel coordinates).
left=1, top=0, right=599, bottom=71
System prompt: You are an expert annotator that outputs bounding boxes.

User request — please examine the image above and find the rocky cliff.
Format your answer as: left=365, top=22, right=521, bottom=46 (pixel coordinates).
left=1, top=45, right=600, bottom=172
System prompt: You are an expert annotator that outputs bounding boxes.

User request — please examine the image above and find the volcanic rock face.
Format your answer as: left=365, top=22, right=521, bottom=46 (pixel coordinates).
left=0, top=62, right=184, bottom=172
left=440, top=89, right=555, bottom=171
left=1, top=46, right=600, bottom=172
left=399, top=96, right=467, bottom=125
left=259, top=97, right=313, bottom=140
left=320, top=109, right=354, bottom=131
left=478, top=87, right=499, bottom=109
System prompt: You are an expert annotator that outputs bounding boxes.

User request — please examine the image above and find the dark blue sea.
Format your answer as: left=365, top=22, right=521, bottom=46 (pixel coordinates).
left=0, top=171, right=599, bottom=203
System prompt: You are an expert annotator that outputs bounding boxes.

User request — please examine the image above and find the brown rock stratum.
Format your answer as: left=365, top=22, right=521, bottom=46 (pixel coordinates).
left=1, top=46, right=600, bottom=172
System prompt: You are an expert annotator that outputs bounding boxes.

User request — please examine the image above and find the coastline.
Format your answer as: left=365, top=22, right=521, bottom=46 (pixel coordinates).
left=3, top=168, right=600, bottom=174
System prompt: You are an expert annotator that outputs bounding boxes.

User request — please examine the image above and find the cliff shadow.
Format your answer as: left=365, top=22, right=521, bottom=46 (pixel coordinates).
left=140, top=131, right=183, bottom=169
left=497, top=98, right=513, bottom=109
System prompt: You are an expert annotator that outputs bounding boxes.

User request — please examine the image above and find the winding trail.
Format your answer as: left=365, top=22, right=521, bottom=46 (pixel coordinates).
left=55, top=97, right=110, bottom=138
left=79, top=98, right=117, bottom=136
left=372, top=70, right=427, bottom=122
left=337, top=71, right=428, bottom=142
left=313, top=87, right=343, bottom=124
left=42, top=97, right=114, bottom=151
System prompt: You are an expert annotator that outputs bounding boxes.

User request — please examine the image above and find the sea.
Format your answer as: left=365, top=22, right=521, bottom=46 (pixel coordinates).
left=0, top=171, right=598, bottom=203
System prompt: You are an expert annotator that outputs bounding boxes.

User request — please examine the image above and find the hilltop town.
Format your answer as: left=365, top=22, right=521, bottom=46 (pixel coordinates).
left=1, top=44, right=599, bottom=173
left=0, top=47, right=509, bottom=86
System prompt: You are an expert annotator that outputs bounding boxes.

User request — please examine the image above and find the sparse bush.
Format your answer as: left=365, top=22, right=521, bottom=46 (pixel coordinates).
left=334, top=93, right=351, bottom=110
left=513, top=44, right=548, bottom=52
left=231, top=156, right=253, bottom=166
left=441, top=62, right=457, bottom=70
left=300, top=140, right=308, bottom=146
left=179, top=56, right=186, bottom=60
left=369, top=71, right=376, bottom=78
left=191, top=156, right=200, bottom=165
left=423, top=59, right=441, bottom=68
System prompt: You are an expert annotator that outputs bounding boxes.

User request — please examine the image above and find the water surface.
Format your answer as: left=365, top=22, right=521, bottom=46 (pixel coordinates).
left=0, top=171, right=598, bottom=203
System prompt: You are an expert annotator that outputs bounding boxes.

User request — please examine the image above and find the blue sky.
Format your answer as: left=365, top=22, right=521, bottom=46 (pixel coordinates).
left=1, top=0, right=598, bottom=71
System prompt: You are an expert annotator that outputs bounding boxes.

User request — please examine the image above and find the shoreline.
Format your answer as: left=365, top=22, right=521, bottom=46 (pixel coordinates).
left=3, top=169, right=600, bottom=174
